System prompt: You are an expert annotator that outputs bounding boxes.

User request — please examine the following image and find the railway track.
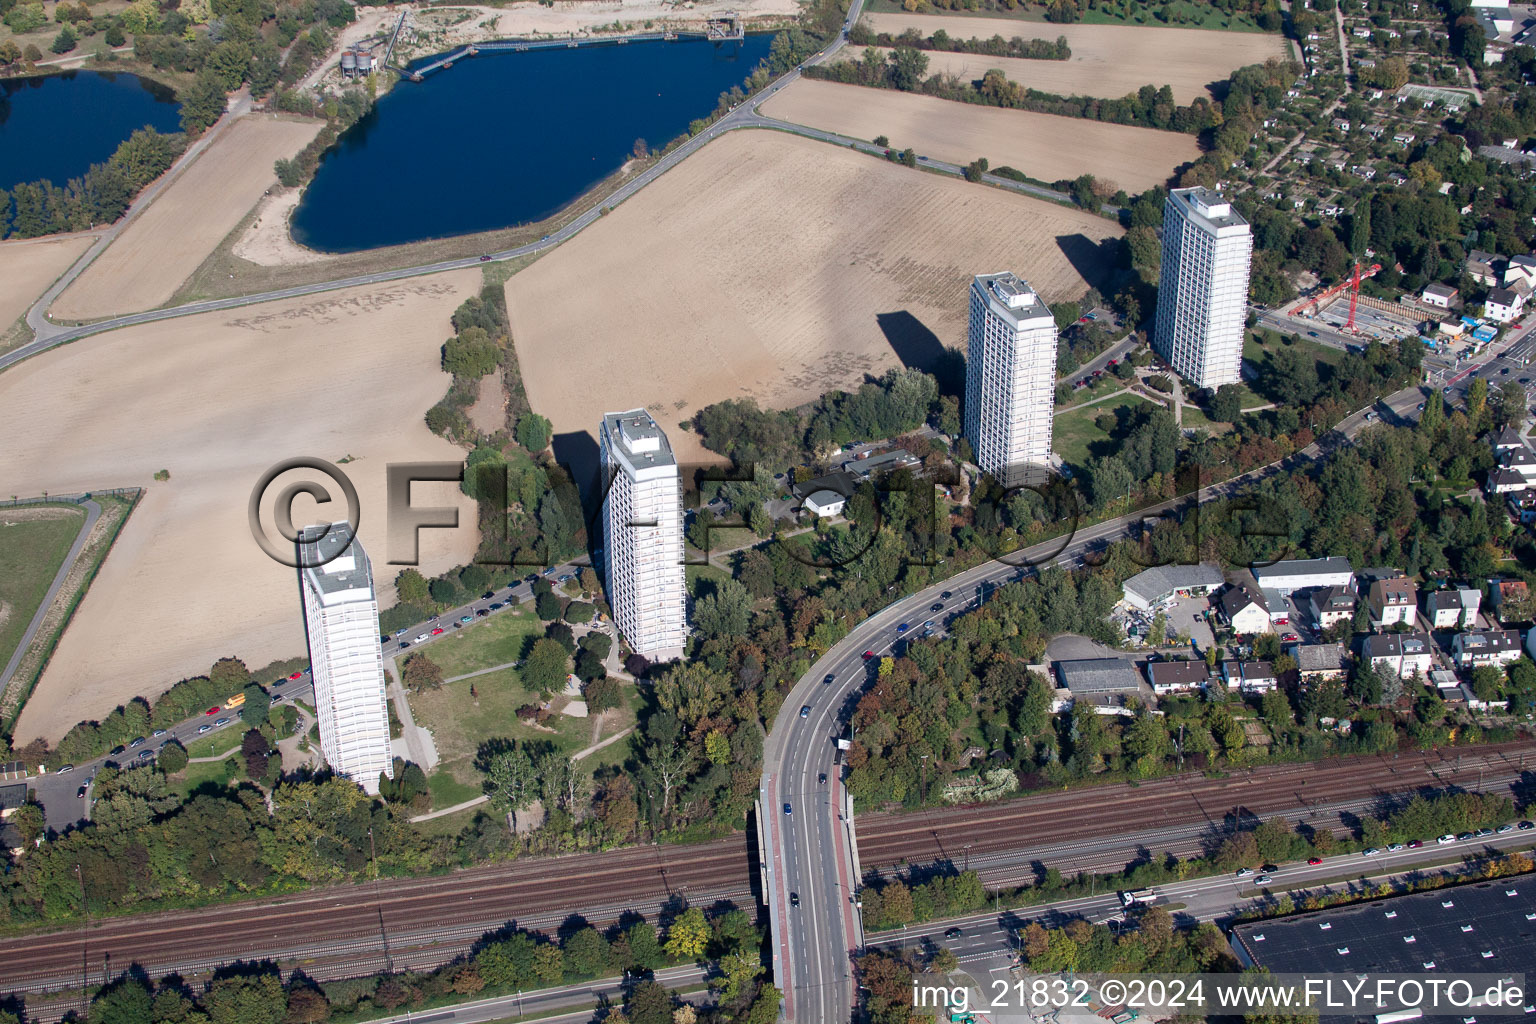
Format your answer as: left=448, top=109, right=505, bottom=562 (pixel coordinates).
left=0, top=839, right=753, bottom=997
left=856, top=742, right=1535, bottom=869
left=4, top=742, right=1529, bottom=1009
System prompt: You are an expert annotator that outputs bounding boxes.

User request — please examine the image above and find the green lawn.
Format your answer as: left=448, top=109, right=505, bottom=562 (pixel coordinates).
left=184, top=732, right=242, bottom=760
left=427, top=770, right=481, bottom=808
left=686, top=563, right=733, bottom=594
left=407, top=664, right=637, bottom=796
left=1052, top=396, right=1155, bottom=467
left=0, top=506, right=87, bottom=686
left=168, top=759, right=237, bottom=800
left=416, top=608, right=545, bottom=679
left=1056, top=375, right=1129, bottom=409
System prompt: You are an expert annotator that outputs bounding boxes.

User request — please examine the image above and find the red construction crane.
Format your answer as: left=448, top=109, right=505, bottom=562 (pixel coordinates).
left=1299, top=261, right=1383, bottom=327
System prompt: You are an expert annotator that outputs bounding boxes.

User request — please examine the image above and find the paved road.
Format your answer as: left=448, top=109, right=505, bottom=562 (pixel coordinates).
left=359, top=966, right=711, bottom=1024
left=0, top=500, right=100, bottom=711
left=761, top=381, right=1429, bottom=1022
left=867, top=829, right=1536, bottom=969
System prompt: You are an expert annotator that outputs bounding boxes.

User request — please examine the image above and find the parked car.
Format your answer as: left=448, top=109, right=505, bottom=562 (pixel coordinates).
left=1362, top=847, right=1380, bottom=856
left=1497, top=824, right=1514, bottom=834
left=431, top=627, right=445, bottom=636
left=1235, top=867, right=1253, bottom=877
left=476, top=609, right=490, bottom=617
left=57, top=764, right=75, bottom=773
left=77, top=785, right=88, bottom=798
left=205, top=707, right=220, bottom=716
left=1519, top=821, right=1535, bottom=831
left=460, top=615, right=474, bottom=623
left=1387, top=843, right=1404, bottom=851
left=1437, top=834, right=1457, bottom=844
left=1407, top=839, right=1423, bottom=848
left=1255, top=874, right=1273, bottom=884
left=414, top=633, right=429, bottom=643
left=1307, top=857, right=1322, bottom=865
left=489, top=602, right=504, bottom=610
left=198, top=724, right=212, bottom=734
left=289, top=671, right=304, bottom=680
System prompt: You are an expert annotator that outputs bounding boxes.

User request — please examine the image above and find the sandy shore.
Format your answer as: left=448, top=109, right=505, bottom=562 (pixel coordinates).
left=761, top=77, right=1198, bottom=191
left=0, top=233, right=96, bottom=330
left=4, top=272, right=483, bottom=744
left=233, top=188, right=333, bottom=267
left=506, top=129, right=1120, bottom=469
left=860, top=14, right=1291, bottom=103
left=52, top=116, right=324, bottom=319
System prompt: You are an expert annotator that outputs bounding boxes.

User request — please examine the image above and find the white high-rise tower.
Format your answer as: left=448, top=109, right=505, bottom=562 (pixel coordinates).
left=1153, top=187, right=1252, bottom=389
left=599, top=410, right=687, bottom=660
left=963, top=272, right=1059, bottom=486
left=298, top=522, right=393, bottom=795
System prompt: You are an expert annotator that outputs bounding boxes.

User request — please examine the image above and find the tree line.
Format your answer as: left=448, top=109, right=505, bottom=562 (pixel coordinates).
left=2, top=898, right=777, bottom=1024
left=848, top=21, right=1072, bottom=59
left=0, top=127, right=183, bottom=239
left=805, top=52, right=1292, bottom=137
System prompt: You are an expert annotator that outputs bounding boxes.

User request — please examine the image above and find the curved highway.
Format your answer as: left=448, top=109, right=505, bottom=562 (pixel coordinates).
left=760, top=383, right=1428, bottom=1022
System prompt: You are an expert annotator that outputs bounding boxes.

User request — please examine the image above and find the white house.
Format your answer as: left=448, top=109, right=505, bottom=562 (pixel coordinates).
left=1504, top=254, right=1536, bottom=291
left=802, top=489, right=847, bottom=518
left=1220, top=581, right=1272, bottom=635
left=1364, top=632, right=1434, bottom=678
left=1222, top=660, right=1279, bottom=693
left=1367, top=577, right=1418, bottom=628
left=1421, top=283, right=1459, bottom=308
left=1422, top=588, right=1480, bottom=630
left=1309, top=584, right=1357, bottom=629
left=1452, top=629, right=1522, bottom=670
left=1147, top=660, right=1212, bottom=695
left=1485, top=286, right=1526, bottom=324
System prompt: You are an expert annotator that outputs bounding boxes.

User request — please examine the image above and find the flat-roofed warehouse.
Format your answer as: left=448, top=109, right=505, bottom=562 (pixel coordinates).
left=1230, top=880, right=1536, bottom=1024
left=1055, top=657, right=1144, bottom=696
left=1121, top=563, right=1224, bottom=612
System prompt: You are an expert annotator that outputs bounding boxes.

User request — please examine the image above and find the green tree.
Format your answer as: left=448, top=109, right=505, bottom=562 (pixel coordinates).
left=274, top=157, right=302, bottom=187
left=401, top=652, right=444, bottom=693
left=516, top=413, right=552, bottom=452
left=664, top=906, right=710, bottom=961
left=50, top=24, right=75, bottom=52
left=239, top=682, right=269, bottom=727
left=395, top=568, right=430, bottom=605
left=483, top=745, right=538, bottom=831
left=888, top=46, right=929, bottom=90
left=1208, top=384, right=1243, bottom=422
left=158, top=739, right=189, bottom=773
left=203, top=973, right=287, bottom=1024
left=444, top=326, right=500, bottom=378
left=694, top=577, right=751, bottom=640
left=92, top=977, right=154, bottom=1024
left=179, top=69, right=228, bottom=135
left=523, top=636, right=570, bottom=697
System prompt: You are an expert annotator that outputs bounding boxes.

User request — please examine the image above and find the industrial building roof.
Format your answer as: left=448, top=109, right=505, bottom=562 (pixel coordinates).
left=1230, top=880, right=1536, bottom=1023
left=1122, top=563, right=1224, bottom=606
left=1056, top=658, right=1144, bottom=695
left=1253, top=556, right=1354, bottom=582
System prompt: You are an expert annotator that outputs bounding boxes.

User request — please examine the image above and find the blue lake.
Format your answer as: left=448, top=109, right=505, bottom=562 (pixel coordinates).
left=290, top=34, right=773, bottom=252
left=0, top=70, right=182, bottom=190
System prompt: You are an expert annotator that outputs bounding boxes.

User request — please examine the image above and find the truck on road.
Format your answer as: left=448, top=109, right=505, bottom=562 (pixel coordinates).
left=1120, top=888, right=1156, bottom=907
